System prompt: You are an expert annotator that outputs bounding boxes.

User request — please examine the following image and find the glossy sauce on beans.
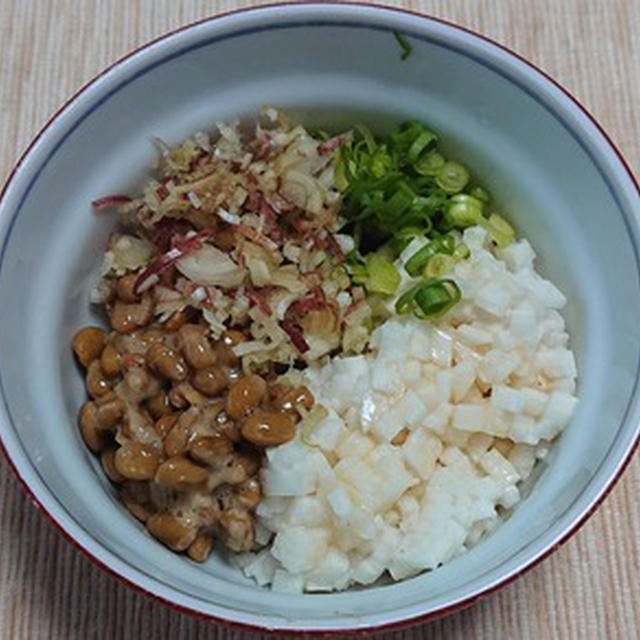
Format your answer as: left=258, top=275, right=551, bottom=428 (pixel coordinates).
left=72, top=315, right=313, bottom=562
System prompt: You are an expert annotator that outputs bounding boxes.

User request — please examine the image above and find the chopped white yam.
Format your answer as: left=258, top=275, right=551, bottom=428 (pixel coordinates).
left=271, top=569, right=304, bottom=594
left=436, top=369, right=452, bottom=404
left=478, top=349, right=520, bottom=384
left=409, top=327, right=431, bottom=361
left=307, top=408, right=346, bottom=451
left=475, top=280, right=513, bottom=317
left=402, top=429, right=442, bottom=480
left=452, top=404, right=485, bottom=432
left=456, top=324, right=494, bottom=346
left=535, top=348, right=577, bottom=379
left=520, top=388, right=549, bottom=416
left=497, top=238, right=535, bottom=271
left=306, top=548, right=351, bottom=592
left=271, top=527, right=330, bottom=573
left=243, top=550, right=280, bottom=587
left=250, top=219, right=577, bottom=593
left=451, top=360, right=476, bottom=403
left=508, top=443, right=537, bottom=480
left=424, top=402, right=453, bottom=433
left=337, top=431, right=375, bottom=458
left=430, top=329, right=453, bottom=367
left=285, top=496, right=330, bottom=527
left=491, top=386, right=525, bottom=413
left=439, top=446, right=475, bottom=474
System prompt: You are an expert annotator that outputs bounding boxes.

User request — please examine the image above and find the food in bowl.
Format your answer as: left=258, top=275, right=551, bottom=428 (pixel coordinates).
left=72, top=109, right=577, bottom=591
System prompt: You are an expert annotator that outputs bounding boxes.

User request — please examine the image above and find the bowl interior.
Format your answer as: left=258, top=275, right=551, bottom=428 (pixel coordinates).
left=1, top=6, right=639, bottom=631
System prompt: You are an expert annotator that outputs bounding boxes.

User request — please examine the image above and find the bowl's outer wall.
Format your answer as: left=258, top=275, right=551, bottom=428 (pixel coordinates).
left=0, top=4, right=639, bottom=632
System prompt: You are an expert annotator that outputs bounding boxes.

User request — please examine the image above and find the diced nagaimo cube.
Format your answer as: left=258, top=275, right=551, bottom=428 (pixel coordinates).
left=430, top=329, right=454, bottom=367
left=520, top=388, right=549, bottom=416
left=529, top=276, right=567, bottom=309
left=508, top=443, right=538, bottom=480
left=327, top=485, right=353, bottom=523
left=402, top=429, right=443, bottom=480
left=334, top=457, right=380, bottom=511
left=478, top=349, right=520, bottom=384
left=397, top=495, right=420, bottom=529
left=509, top=300, right=539, bottom=343
left=436, top=370, right=452, bottom=404
left=441, top=427, right=472, bottom=448
left=321, top=355, right=370, bottom=411
left=351, top=555, right=387, bottom=586
left=495, top=328, right=517, bottom=351
left=535, top=348, right=577, bottom=379
left=255, top=521, right=274, bottom=546
left=370, top=319, right=414, bottom=360
left=482, top=406, right=513, bottom=438
left=416, top=383, right=439, bottom=411
left=271, top=569, right=305, bottom=594
left=422, top=467, right=501, bottom=528
left=424, top=403, right=453, bottom=433
left=491, top=386, right=525, bottom=413
left=409, top=326, right=432, bottom=361
left=404, top=360, right=422, bottom=385
left=373, top=390, right=427, bottom=441
left=271, top=527, right=330, bottom=573
left=395, top=389, right=428, bottom=428
left=451, top=360, right=477, bottom=403
left=255, top=496, right=289, bottom=517
left=370, top=358, right=404, bottom=394
left=286, top=495, right=331, bottom=527
left=508, top=413, right=539, bottom=444
left=462, top=225, right=489, bottom=249
left=262, top=442, right=319, bottom=496
left=367, top=445, right=418, bottom=512
left=452, top=403, right=485, bottom=432
left=337, top=431, right=375, bottom=458
left=551, top=377, right=577, bottom=394
left=479, top=448, right=521, bottom=486
left=390, top=520, right=468, bottom=579
left=306, top=548, right=351, bottom=592
left=465, top=432, right=494, bottom=462
left=465, top=517, right=499, bottom=546
left=456, top=324, right=494, bottom=346
left=439, top=445, right=475, bottom=474
left=243, top=550, right=280, bottom=586
left=497, top=238, right=535, bottom=272
left=537, top=390, right=578, bottom=438
left=312, top=450, right=338, bottom=491
left=307, top=408, right=347, bottom=451
left=543, top=330, right=570, bottom=348
left=474, top=280, right=513, bottom=317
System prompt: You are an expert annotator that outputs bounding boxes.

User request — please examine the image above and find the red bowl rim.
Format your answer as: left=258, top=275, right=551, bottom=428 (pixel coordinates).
left=0, top=2, right=639, bottom=635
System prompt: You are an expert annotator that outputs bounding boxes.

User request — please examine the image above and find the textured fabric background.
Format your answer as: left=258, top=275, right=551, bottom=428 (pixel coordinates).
left=0, top=1, right=638, bottom=638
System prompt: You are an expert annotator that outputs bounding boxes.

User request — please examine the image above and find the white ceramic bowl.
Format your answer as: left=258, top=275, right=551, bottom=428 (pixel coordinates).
left=1, top=3, right=639, bottom=634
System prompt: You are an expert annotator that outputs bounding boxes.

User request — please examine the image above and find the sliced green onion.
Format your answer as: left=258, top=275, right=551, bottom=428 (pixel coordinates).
left=395, top=284, right=420, bottom=315
left=413, top=279, right=461, bottom=319
left=446, top=194, right=484, bottom=227
left=435, top=161, right=470, bottom=194
left=393, top=32, right=413, bottom=60
left=395, top=278, right=461, bottom=320
left=481, top=213, right=515, bottom=247
left=404, top=235, right=455, bottom=276
left=453, top=242, right=471, bottom=261
left=364, top=255, right=401, bottom=295
left=424, top=254, right=455, bottom=278
left=389, top=225, right=424, bottom=254
left=413, top=150, right=445, bottom=176
left=470, top=186, right=490, bottom=203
